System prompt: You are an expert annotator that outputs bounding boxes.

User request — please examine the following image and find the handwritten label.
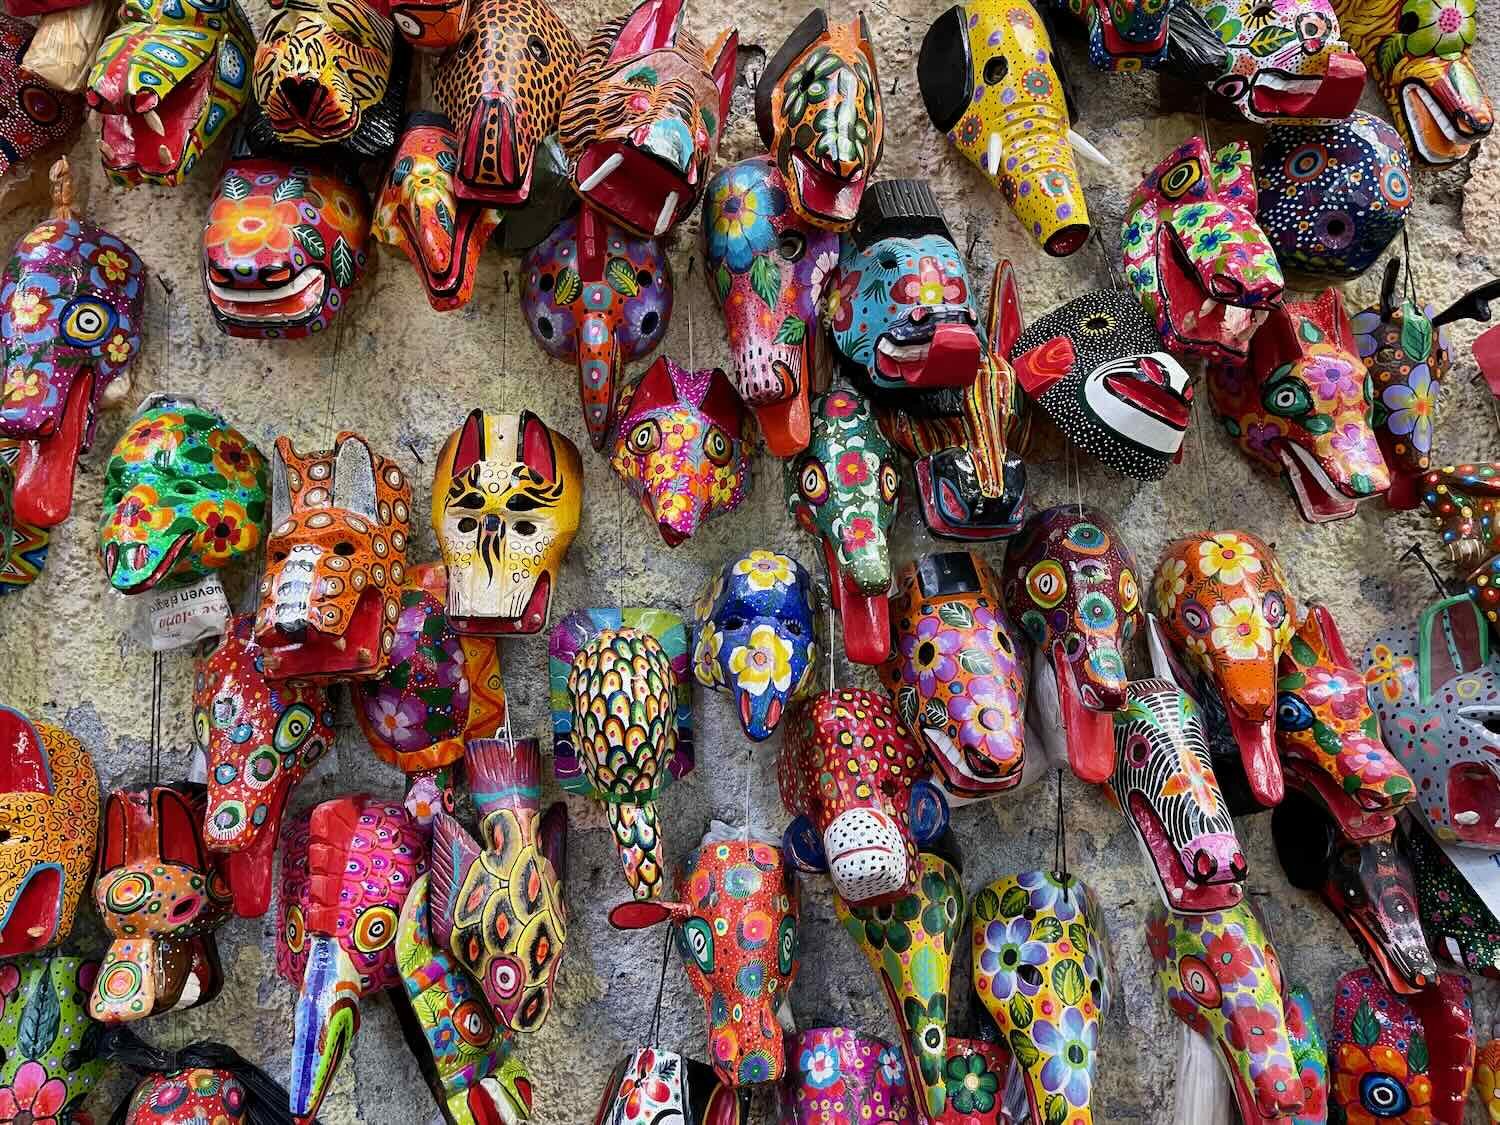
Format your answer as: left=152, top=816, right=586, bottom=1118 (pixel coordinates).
left=144, top=574, right=230, bottom=651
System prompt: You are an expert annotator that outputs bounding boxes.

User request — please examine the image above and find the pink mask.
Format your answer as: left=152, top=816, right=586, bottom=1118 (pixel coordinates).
left=779, top=1027, right=917, bottom=1123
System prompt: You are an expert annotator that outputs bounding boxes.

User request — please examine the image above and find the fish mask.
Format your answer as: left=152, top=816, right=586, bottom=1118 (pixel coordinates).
left=777, top=688, right=947, bottom=908
left=755, top=10, right=883, bottom=231
left=557, top=0, right=736, bottom=238
left=701, top=156, right=840, bottom=457
left=1122, top=136, right=1284, bottom=363
left=0, top=955, right=105, bottom=1123
left=521, top=208, right=673, bottom=451
left=549, top=606, right=694, bottom=900
left=1153, top=529, right=1296, bottom=808
left=880, top=550, right=1027, bottom=803
left=277, top=796, right=428, bottom=1122
left=1011, top=288, right=1192, bottom=482
left=1330, top=0, right=1492, bottom=165
left=918, top=0, right=1092, bottom=257
left=610, top=357, right=750, bottom=547
left=92, top=784, right=234, bottom=1023
left=692, top=549, right=818, bottom=742
left=610, top=833, right=799, bottom=1087
left=98, top=394, right=268, bottom=594
left=85, top=0, right=254, bottom=186
left=430, top=407, right=582, bottom=635
left=1002, top=504, right=1143, bottom=785
left=784, top=383, right=899, bottom=665
left=431, top=0, right=578, bottom=204
left=594, top=1047, right=749, bottom=1124
left=254, top=431, right=412, bottom=683
left=778, top=1027, right=918, bottom=1123
left=202, top=149, right=371, bottom=340
left=1399, top=814, right=1500, bottom=979
left=427, top=736, right=567, bottom=1036
left=0, top=16, right=83, bottom=189
left=0, top=706, right=98, bottom=958
left=1, top=160, right=144, bottom=529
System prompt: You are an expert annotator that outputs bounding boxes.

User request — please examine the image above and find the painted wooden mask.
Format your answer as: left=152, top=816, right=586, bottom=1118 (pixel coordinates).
left=610, top=357, right=750, bottom=547
left=779, top=1027, right=917, bottom=1123
left=0, top=706, right=98, bottom=958
left=1050, top=0, right=1222, bottom=71
left=557, top=0, right=736, bottom=239
left=92, top=784, right=234, bottom=1023
left=692, top=550, right=818, bottom=742
left=431, top=407, right=581, bottom=635
left=918, top=0, right=1092, bottom=257
left=549, top=606, right=694, bottom=900
left=0, top=457, right=46, bottom=595
left=1122, top=137, right=1283, bottom=363
left=431, top=0, right=578, bottom=204
left=1418, top=464, right=1500, bottom=627
left=0, top=16, right=83, bottom=186
left=521, top=208, right=673, bottom=451
left=1002, top=504, right=1143, bottom=785
left=203, top=149, right=371, bottom=340
left=594, top=1047, right=749, bottom=1124
left=1, top=161, right=144, bottom=529
left=880, top=551, right=1026, bottom=804
left=1400, top=815, right=1500, bottom=979
left=100, top=1032, right=303, bottom=1125
left=0, top=955, right=105, bottom=1124
left=784, top=384, right=899, bottom=665
left=277, top=796, right=428, bottom=1121
left=611, top=834, right=800, bottom=1087
left=388, top=0, right=465, bottom=49
left=254, top=431, right=412, bottom=682
left=701, top=156, right=839, bottom=457
left=755, top=10, right=882, bottom=232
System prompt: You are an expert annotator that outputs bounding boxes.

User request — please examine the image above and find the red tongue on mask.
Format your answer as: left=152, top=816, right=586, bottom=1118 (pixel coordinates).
left=11, top=372, right=94, bottom=528
left=224, top=825, right=278, bottom=918
left=899, top=322, right=980, bottom=388
left=1054, top=655, right=1114, bottom=783
left=823, top=539, right=889, bottom=665
left=1227, top=708, right=1283, bottom=806
left=754, top=393, right=811, bottom=458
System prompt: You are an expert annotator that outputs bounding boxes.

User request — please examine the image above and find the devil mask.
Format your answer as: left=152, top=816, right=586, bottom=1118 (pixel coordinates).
left=1122, top=137, right=1283, bottom=363
left=0, top=16, right=83, bottom=191
left=1400, top=814, right=1500, bottom=979
left=521, top=208, right=673, bottom=451
left=92, top=785, right=234, bottom=1023
left=594, top=1047, right=749, bottom=1123
left=86, top=0, right=254, bottom=186
left=254, top=431, right=412, bottom=682
left=779, top=1027, right=917, bottom=1123
left=431, top=407, right=581, bottom=635
left=692, top=549, right=818, bottom=742
left=0, top=955, right=105, bottom=1124
left=549, top=606, right=694, bottom=900
left=0, top=706, right=98, bottom=958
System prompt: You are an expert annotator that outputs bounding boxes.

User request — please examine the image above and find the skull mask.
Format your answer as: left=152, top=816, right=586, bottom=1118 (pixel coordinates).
left=0, top=16, right=83, bottom=190
left=0, top=955, right=105, bottom=1123
left=431, top=407, right=581, bottom=635
left=1400, top=815, right=1500, bottom=979
left=779, top=1027, right=917, bottom=1123
left=594, top=1047, right=749, bottom=1123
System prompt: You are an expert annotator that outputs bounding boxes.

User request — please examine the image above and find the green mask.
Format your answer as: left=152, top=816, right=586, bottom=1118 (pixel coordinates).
left=0, top=954, right=105, bottom=1123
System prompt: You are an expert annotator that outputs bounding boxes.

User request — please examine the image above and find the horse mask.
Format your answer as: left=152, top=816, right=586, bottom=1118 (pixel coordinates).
left=593, top=1047, right=749, bottom=1123
left=0, top=954, right=105, bottom=1124
left=779, top=1027, right=917, bottom=1123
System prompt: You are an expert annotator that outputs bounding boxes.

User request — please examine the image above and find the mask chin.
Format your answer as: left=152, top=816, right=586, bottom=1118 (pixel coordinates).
left=1125, top=791, right=1243, bottom=912
left=1446, top=761, right=1500, bottom=846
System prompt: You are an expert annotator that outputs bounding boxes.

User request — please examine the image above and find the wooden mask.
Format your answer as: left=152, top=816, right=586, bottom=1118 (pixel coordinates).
left=0, top=954, right=106, bottom=1123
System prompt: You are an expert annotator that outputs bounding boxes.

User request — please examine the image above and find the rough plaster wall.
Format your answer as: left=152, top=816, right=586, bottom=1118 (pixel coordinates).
left=2, top=0, right=1500, bottom=1120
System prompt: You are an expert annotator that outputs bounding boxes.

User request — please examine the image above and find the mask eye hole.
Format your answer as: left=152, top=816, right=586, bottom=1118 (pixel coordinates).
left=778, top=232, right=806, bottom=262
left=1398, top=9, right=1420, bottom=33
left=627, top=421, right=661, bottom=455
left=786, top=621, right=803, bottom=636
left=636, top=268, right=654, bottom=287
left=459, top=28, right=478, bottom=53
left=456, top=516, right=479, bottom=533
left=703, top=426, right=732, bottom=466
left=1081, top=313, right=1112, bottom=335
left=982, top=55, right=1007, bottom=86
left=513, top=520, right=538, bottom=536
left=539, top=273, right=556, bottom=292
left=527, top=33, right=550, bottom=63
left=723, top=616, right=745, bottom=630
left=639, top=310, right=661, bottom=335
left=334, top=541, right=356, bottom=556
left=878, top=253, right=899, bottom=270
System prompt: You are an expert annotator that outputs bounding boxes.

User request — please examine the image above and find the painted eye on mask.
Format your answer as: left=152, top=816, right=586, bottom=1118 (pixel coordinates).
left=879, top=461, right=898, bottom=504
left=194, top=708, right=212, bottom=750
left=275, top=703, right=317, bottom=752
left=1181, top=601, right=1211, bottom=635
left=682, top=917, right=715, bottom=971
left=1159, top=160, right=1201, bottom=200
left=982, top=55, right=1007, bottom=85
left=778, top=231, right=806, bottom=262
left=627, top=421, right=662, bottom=455
left=1263, top=590, right=1286, bottom=629
left=527, top=34, right=550, bottom=63
left=1263, top=377, right=1312, bottom=418
left=353, top=904, right=397, bottom=952
left=1276, top=692, right=1314, bottom=730
left=798, top=459, right=829, bottom=504
left=59, top=297, right=116, bottom=347
left=454, top=998, right=494, bottom=1045
left=1179, top=954, right=1222, bottom=1007
left=1027, top=559, right=1067, bottom=608
left=245, top=746, right=280, bottom=789
left=703, top=426, right=732, bottom=466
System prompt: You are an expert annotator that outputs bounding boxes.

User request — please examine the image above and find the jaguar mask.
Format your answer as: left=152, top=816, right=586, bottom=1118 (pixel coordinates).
left=1400, top=815, right=1500, bottom=979
left=0, top=954, right=105, bottom=1124
left=431, top=0, right=579, bottom=204
left=692, top=549, right=818, bottom=742
left=594, top=1047, right=749, bottom=1124
left=1122, top=137, right=1284, bottom=363
left=254, top=431, right=412, bottom=682
left=880, top=551, right=1027, bottom=803
left=92, top=784, right=234, bottom=1023
left=549, top=607, right=694, bottom=901
left=1002, top=504, right=1143, bottom=785
left=0, top=15, right=83, bottom=195
left=0, top=706, right=99, bottom=958
left=779, top=1027, right=917, bottom=1123
left=557, top=0, right=736, bottom=238
left=86, top=0, right=254, bottom=186
left=521, top=208, right=673, bottom=451
left=755, top=9, right=882, bottom=231
left=701, top=156, right=840, bottom=456
left=431, top=407, right=582, bottom=635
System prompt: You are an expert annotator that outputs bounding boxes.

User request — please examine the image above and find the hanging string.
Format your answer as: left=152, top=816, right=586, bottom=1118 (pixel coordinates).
left=645, top=923, right=673, bottom=1047
left=1092, top=226, right=1121, bottom=290
left=1191, top=387, right=1220, bottom=523
left=826, top=585, right=837, bottom=692
left=1052, top=768, right=1069, bottom=881
left=149, top=651, right=163, bottom=784
left=1401, top=228, right=1421, bottom=307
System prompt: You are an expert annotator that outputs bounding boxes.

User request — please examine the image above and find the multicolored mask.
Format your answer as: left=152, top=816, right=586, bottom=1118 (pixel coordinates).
left=1050, top=0, right=1227, bottom=71
left=1011, top=288, right=1192, bottom=481
left=593, top=1047, right=749, bottom=1124
left=254, top=431, right=412, bottom=682
left=1331, top=0, right=1492, bottom=165
left=521, top=209, right=673, bottom=451
left=1122, top=137, right=1284, bottom=363
left=784, top=384, right=899, bottom=665
left=1, top=160, right=144, bottom=529
left=1419, top=464, right=1500, bottom=625
left=388, top=0, right=465, bottom=50
left=754, top=10, right=882, bottom=231
left=1482, top=1041, right=1500, bottom=1125
left=430, top=407, right=581, bottom=635
left=202, top=151, right=371, bottom=340
left=0, top=955, right=104, bottom=1124
left=1286, top=985, right=1330, bottom=1125
left=431, top=0, right=578, bottom=204
left=92, top=785, right=234, bottom=1023
left=277, top=796, right=428, bottom=1122
left=779, top=1027, right=917, bottom=1124
left=918, top=0, right=1093, bottom=257
left=610, top=833, right=799, bottom=1087
left=1400, top=815, right=1500, bottom=978
left=556, top=0, right=736, bottom=238
left=777, top=688, right=946, bottom=908
left=1002, top=505, right=1143, bottom=785
left=1153, top=529, right=1296, bottom=808
left=0, top=16, right=83, bottom=191
left=100, top=1030, right=301, bottom=1125
left=692, top=550, right=818, bottom=742
left=880, top=551, right=1026, bottom=803
left=0, top=707, right=98, bottom=958
left=98, top=395, right=268, bottom=594
left=0, top=455, right=47, bottom=593
left=549, top=606, right=694, bottom=900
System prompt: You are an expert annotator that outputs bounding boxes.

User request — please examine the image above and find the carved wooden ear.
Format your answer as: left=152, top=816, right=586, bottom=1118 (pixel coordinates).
left=451, top=408, right=487, bottom=478
left=518, top=411, right=558, bottom=481
left=917, top=6, right=973, bottom=134
left=156, top=787, right=208, bottom=870
left=1303, top=604, right=1352, bottom=670
left=608, top=900, right=681, bottom=928
left=757, top=8, right=829, bottom=145
left=1421, top=595, right=1488, bottom=701
left=331, top=435, right=379, bottom=519
left=99, top=791, right=130, bottom=874
left=611, top=0, right=682, bottom=59
left=711, top=30, right=738, bottom=127
left=987, top=260, right=1023, bottom=356
left=270, top=438, right=294, bottom=528
left=1325, top=288, right=1357, bottom=355
left=1251, top=306, right=1302, bottom=371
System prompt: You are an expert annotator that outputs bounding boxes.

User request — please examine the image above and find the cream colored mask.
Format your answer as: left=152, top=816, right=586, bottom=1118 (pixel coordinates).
left=431, top=408, right=582, bottom=636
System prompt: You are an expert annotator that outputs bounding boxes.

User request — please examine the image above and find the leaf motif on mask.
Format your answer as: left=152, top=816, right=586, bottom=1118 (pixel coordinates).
left=1051, top=957, right=1086, bottom=1005
left=713, top=263, right=732, bottom=303
left=1244, top=24, right=1297, bottom=56
left=1402, top=314, right=1433, bottom=362
left=1034, top=915, right=1063, bottom=944
left=554, top=268, right=582, bottom=306
left=1009, top=1028, right=1041, bottom=1069
left=274, top=176, right=306, bottom=202
left=221, top=174, right=251, bottom=201
left=293, top=223, right=325, bottom=260
left=1351, top=996, right=1380, bottom=1047
left=1409, top=1033, right=1429, bottom=1074
left=751, top=255, right=781, bottom=309
left=606, top=258, right=641, bottom=297
left=999, top=883, right=1029, bottom=918
left=958, top=648, right=993, bottom=676
left=1009, top=992, right=1033, bottom=1029
left=938, top=601, right=974, bottom=629
left=1044, top=1093, right=1069, bottom=1125
left=775, top=315, right=807, bottom=345
left=436, top=200, right=455, bottom=237
left=17, top=969, right=60, bottom=1059
left=436, top=148, right=458, bottom=175
left=331, top=237, right=356, bottom=288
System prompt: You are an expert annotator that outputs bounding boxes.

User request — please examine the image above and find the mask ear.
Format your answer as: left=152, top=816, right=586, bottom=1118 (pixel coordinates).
left=782, top=815, right=829, bottom=873
left=1323, top=289, right=1357, bottom=354
left=99, top=791, right=129, bottom=873
left=917, top=5, right=973, bottom=134
left=1250, top=305, right=1302, bottom=371
left=1420, top=595, right=1489, bottom=702
left=710, top=30, right=738, bottom=129
left=156, top=787, right=209, bottom=870
left=757, top=8, right=829, bottom=144
left=908, top=780, right=950, bottom=845
left=518, top=411, right=557, bottom=480
left=611, top=0, right=683, bottom=59
left=451, top=409, right=487, bottom=478
left=1303, top=604, right=1352, bottom=669
left=331, top=435, right=379, bottom=520
left=1014, top=337, right=1075, bottom=399
left=270, top=439, right=293, bottom=528
left=609, top=900, right=682, bottom=928
left=1146, top=613, right=1203, bottom=705
left=986, top=260, right=1023, bottom=356
left=1270, top=789, right=1335, bottom=891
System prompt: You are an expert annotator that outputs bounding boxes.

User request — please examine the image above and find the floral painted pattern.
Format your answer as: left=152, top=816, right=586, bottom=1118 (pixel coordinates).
left=0, top=955, right=103, bottom=1125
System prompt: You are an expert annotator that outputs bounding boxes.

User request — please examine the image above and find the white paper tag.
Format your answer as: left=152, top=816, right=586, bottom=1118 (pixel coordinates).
left=144, top=574, right=230, bottom=651
left=1430, top=821, right=1500, bottom=915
